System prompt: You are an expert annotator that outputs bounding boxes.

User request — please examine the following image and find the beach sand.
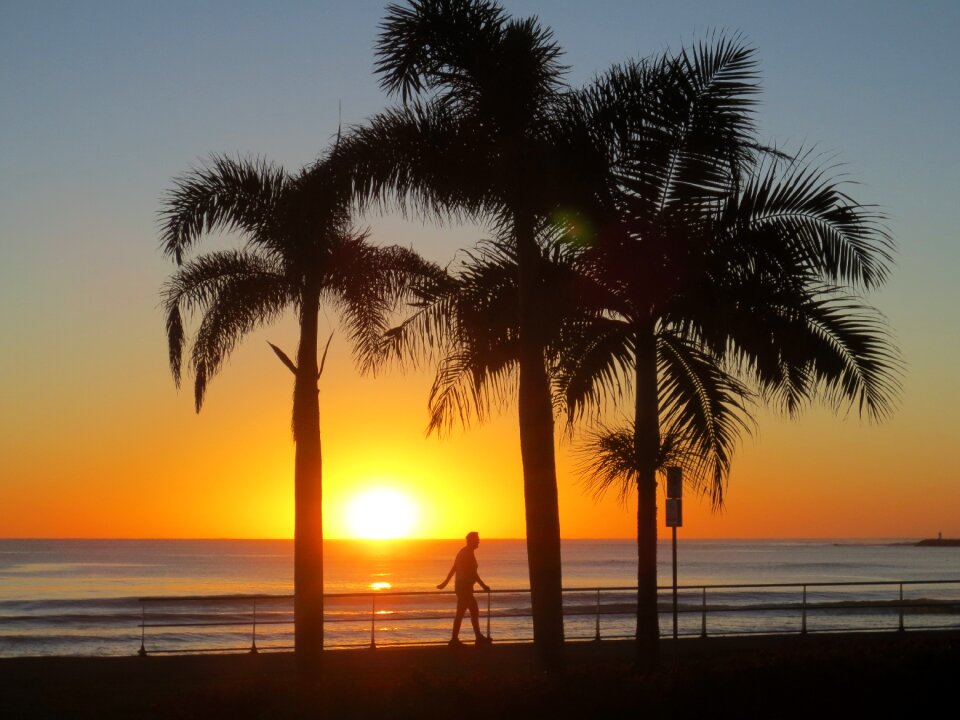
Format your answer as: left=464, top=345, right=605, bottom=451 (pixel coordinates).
left=2, top=631, right=956, bottom=719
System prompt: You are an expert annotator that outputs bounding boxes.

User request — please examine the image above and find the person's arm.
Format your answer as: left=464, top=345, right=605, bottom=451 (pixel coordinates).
left=475, top=573, right=490, bottom=592
left=437, top=565, right=455, bottom=590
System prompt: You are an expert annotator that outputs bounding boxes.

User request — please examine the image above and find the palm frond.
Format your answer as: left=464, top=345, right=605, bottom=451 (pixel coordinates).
left=369, top=234, right=594, bottom=435
left=657, top=331, right=753, bottom=508
left=165, top=306, right=186, bottom=387
left=734, top=152, right=894, bottom=289
left=335, top=100, right=495, bottom=220
left=373, top=267, right=462, bottom=372
left=268, top=341, right=297, bottom=375
left=159, top=155, right=290, bottom=265
left=606, top=36, right=761, bottom=224
left=161, top=250, right=291, bottom=410
left=558, top=317, right=633, bottom=423
left=426, top=347, right=517, bottom=436
left=575, top=421, right=727, bottom=507
left=376, top=0, right=509, bottom=102
left=324, top=233, right=440, bottom=373
left=575, top=424, right=637, bottom=505
left=423, top=242, right=522, bottom=434
left=801, top=294, right=901, bottom=419
left=686, top=269, right=901, bottom=421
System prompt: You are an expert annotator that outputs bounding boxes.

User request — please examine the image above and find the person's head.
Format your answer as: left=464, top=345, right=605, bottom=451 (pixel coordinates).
left=466, top=531, right=480, bottom=548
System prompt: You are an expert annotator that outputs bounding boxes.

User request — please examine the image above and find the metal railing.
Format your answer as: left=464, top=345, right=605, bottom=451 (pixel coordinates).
left=135, top=579, right=960, bottom=655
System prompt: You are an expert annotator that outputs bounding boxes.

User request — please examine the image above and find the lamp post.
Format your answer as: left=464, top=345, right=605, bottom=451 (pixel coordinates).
left=665, top=467, right=683, bottom=640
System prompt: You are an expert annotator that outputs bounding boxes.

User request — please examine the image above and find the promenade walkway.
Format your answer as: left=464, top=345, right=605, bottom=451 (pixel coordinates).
left=3, top=630, right=958, bottom=718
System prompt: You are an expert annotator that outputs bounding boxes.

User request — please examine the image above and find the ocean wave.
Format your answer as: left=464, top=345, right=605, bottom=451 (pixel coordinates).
left=0, top=597, right=143, bottom=611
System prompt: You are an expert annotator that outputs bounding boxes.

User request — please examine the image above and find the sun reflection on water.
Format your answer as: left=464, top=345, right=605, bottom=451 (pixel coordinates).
left=370, top=581, right=392, bottom=591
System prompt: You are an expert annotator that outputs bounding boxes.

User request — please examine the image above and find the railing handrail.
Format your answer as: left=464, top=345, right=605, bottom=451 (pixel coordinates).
left=137, top=577, right=960, bottom=603
left=132, top=577, right=960, bottom=655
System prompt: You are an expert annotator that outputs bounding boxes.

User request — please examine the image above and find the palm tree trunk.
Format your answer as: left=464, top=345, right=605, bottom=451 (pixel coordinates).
left=515, top=209, right=565, bottom=666
left=293, top=283, right=323, bottom=665
left=634, top=321, right=660, bottom=667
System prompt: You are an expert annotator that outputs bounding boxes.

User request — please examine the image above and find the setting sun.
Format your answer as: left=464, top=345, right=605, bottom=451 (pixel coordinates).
left=345, top=488, right=418, bottom=540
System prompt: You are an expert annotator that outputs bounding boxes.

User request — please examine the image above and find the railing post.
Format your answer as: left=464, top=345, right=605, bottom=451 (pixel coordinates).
left=701, top=587, right=707, bottom=638
left=594, top=589, right=602, bottom=641
left=370, top=595, right=377, bottom=650
left=801, top=585, right=807, bottom=634
left=250, top=599, right=258, bottom=654
left=898, top=583, right=905, bottom=632
left=138, top=602, right=147, bottom=656
left=486, top=590, right=492, bottom=640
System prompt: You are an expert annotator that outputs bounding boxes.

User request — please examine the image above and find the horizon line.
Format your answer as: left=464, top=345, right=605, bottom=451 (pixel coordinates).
left=0, top=535, right=935, bottom=542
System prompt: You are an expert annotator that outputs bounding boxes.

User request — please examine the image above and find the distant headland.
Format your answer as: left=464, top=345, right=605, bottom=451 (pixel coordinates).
left=916, top=537, right=960, bottom=547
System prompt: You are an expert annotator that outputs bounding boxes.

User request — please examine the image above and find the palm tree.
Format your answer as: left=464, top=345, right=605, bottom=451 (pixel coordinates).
left=561, top=40, right=900, bottom=664
left=334, top=0, right=604, bottom=660
left=159, top=154, right=421, bottom=662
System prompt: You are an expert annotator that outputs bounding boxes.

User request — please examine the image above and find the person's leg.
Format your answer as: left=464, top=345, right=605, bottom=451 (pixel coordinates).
left=452, top=595, right=467, bottom=641
left=467, top=595, right=484, bottom=639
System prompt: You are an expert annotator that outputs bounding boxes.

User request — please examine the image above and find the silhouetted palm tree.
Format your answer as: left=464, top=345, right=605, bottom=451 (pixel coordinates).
left=336, top=0, right=605, bottom=660
left=561, top=39, right=900, bottom=663
left=159, top=155, right=421, bottom=662
left=362, top=233, right=590, bottom=434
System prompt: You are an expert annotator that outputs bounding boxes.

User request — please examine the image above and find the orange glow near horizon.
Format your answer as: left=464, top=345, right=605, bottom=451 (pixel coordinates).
left=2, top=324, right=959, bottom=541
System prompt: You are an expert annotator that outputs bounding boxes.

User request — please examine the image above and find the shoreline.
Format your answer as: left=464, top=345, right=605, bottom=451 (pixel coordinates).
left=3, top=631, right=958, bottom=718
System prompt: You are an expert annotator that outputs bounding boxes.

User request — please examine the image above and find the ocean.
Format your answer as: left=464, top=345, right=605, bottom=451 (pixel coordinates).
left=1, top=538, right=959, bottom=657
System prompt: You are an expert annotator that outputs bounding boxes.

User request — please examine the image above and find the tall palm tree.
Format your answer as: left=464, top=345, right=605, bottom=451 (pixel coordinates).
left=561, top=40, right=900, bottom=663
left=159, top=154, right=421, bottom=661
left=335, top=0, right=604, bottom=660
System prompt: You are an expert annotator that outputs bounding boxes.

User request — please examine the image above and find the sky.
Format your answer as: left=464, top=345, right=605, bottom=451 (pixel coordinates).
left=1, top=1, right=959, bottom=540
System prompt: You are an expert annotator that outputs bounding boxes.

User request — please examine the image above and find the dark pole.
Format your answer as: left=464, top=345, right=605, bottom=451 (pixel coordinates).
left=666, top=466, right=683, bottom=642
left=672, top=525, right=678, bottom=639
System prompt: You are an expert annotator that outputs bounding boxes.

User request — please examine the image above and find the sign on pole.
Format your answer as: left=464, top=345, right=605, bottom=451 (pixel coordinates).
left=666, top=466, right=683, bottom=500
left=665, top=466, right=682, bottom=528
left=665, top=498, right=683, bottom=528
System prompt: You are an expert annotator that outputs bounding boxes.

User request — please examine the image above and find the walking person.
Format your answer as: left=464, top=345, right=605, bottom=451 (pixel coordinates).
left=437, top=531, right=491, bottom=646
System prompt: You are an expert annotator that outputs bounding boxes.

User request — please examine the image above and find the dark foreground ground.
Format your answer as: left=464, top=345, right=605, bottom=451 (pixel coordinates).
left=2, top=631, right=958, bottom=719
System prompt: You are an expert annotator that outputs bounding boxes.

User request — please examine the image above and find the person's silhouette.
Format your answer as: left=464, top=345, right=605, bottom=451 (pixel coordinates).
left=437, top=531, right=491, bottom=646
